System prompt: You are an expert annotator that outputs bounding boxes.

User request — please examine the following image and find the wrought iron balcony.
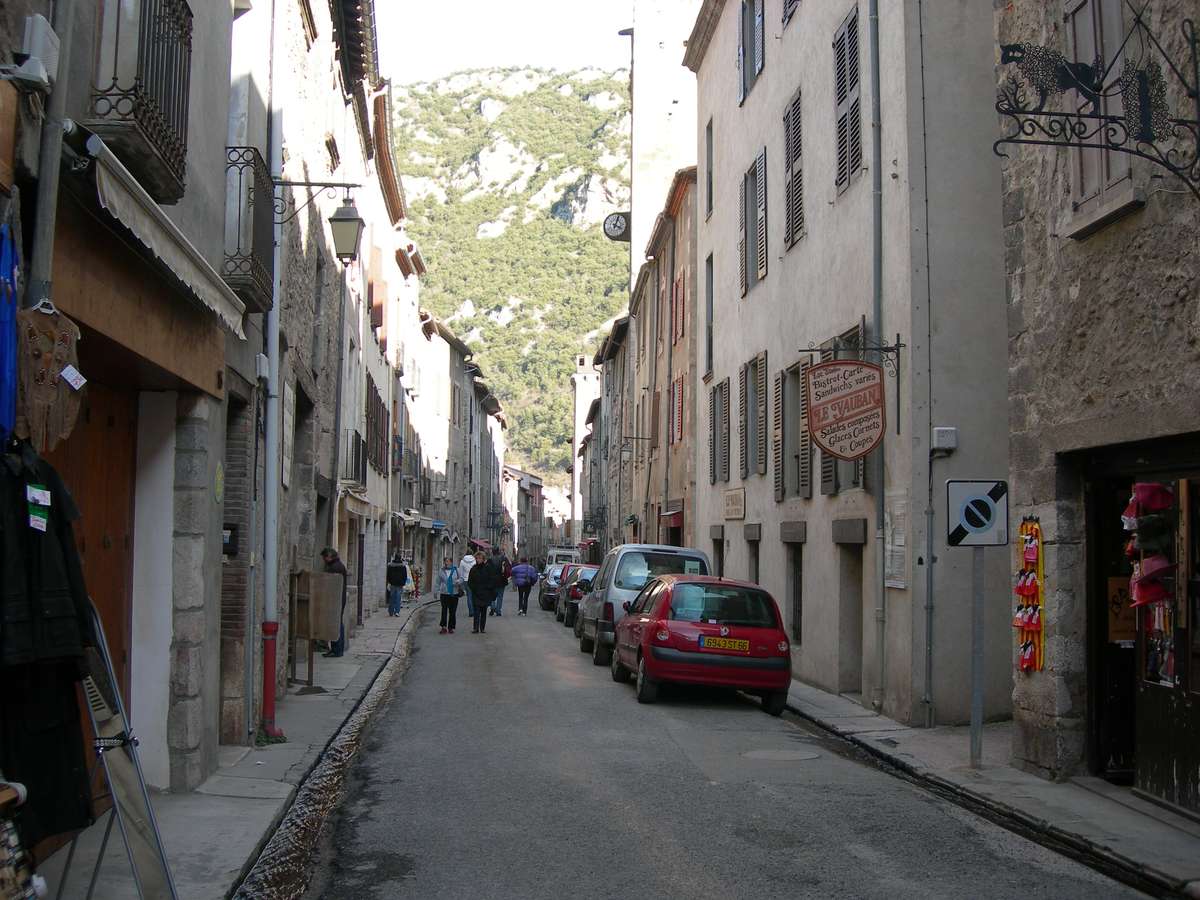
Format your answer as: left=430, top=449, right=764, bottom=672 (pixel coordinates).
left=223, top=147, right=274, bottom=313
left=88, top=0, right=194, bottom=204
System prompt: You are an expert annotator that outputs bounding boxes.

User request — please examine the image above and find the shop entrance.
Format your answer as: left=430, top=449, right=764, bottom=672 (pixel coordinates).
left=1085, top=438, right=1200, bottom=816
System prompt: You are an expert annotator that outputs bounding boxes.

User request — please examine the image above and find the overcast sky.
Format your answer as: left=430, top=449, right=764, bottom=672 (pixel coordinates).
left=376, top=0, right=634, bottom=85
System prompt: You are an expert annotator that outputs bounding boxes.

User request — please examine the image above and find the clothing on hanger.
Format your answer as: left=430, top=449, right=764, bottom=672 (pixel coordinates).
left=0, top=223, right=16, bottom=442
left=12, top=307, right=83, bottom=454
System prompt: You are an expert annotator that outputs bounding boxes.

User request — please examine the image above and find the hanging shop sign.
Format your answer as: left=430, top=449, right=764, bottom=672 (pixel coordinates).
left=804, top=361, right=885, bottom=461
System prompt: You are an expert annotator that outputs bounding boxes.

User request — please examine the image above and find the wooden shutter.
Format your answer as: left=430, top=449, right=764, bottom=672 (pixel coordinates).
left=785, top=88, right=804, bottom=247
left=709, top=385, right=717, bottom=484
left=675, top=377, right=684, bottom=442
left=819, top=346, right=836, bottom=494
left=737, top=0, right=746, bottom=104
left=738, top=173, right=748, bottom=296
left=721, top=378, right=731, bottom=481
left=753, top=0, right=765, bottom=76
left=738, top=364, right=749, bottom=478
left=755, top=350, right=768, bottom=475
left=798, top=356, right=812, bottom=498
left=651, top=390, right=661, bottom=447
left=677, top=271, right=685, bottom=341
left=834, top=9, right=861, bottom=192
left=773, top=369, right=785, bottom=501
left=667, top=381, right=675, bottom=446
left=755, top=149, right=768, bottom=281
left=783, top=0, right=800, bottom=23
left=720, top=376, right=729, bottom=482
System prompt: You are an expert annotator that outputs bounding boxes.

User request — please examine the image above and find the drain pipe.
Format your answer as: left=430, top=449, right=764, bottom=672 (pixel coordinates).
left=25, top=0, right=77, bottom=307
left=260, top=0, right=285, bottom=739
left=868, top=0, right=887, bottom=712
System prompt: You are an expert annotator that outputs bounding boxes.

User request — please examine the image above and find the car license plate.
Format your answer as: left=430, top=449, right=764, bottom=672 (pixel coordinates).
left=698, top=636, right=749, bottom=652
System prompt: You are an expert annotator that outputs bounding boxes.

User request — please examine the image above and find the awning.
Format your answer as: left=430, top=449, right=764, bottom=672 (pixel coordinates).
left=394, top=511, right=418, bottom=526
left=85, top=136, right=246, bottom=339
left=659, top=511, right=684, bottom=529
left=469, top=538, right=492, bottom=551
left=342, top=490, right=372, bottom=518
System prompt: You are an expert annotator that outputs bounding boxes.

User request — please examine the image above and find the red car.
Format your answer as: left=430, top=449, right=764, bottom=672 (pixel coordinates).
left=609, top=575, right=791, bottom=716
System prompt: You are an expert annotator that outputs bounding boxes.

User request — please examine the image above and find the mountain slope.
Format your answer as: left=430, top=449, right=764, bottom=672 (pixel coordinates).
left=393, top=68, right=631, bottom=485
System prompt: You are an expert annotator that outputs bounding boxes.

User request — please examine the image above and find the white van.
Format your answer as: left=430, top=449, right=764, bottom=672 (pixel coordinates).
left=546, top=546, right=581, bottom=568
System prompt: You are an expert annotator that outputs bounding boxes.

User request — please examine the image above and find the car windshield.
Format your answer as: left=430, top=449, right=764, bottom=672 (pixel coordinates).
left=613, top=552, right=708, bottom=591
left=667, top=584, right=777, bottom=628
left=547, top=565, right=564, bottom=581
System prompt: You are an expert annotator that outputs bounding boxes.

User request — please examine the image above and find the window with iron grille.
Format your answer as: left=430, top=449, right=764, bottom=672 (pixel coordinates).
left=833, top=6, right=863, bottom=194
left=705, top=118, right=714, bottom=217
left=704, top=254, right=714, bottom=375
left=783, top=0, right=801, bottom=25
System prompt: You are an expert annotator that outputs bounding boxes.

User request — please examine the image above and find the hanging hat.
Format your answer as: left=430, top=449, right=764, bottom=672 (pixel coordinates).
left=1130, top=578, right=1170, bottom=607
left=1133, top=482, right=1174, bottom=513
left=1132, top=554, right=1174, bottom=585
left=1134, top=514, right=1172, bottom=554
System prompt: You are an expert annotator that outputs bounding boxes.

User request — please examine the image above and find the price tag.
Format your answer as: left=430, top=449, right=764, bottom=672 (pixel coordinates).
left=28, top=507, right=47, bottom=532
left=26, top=484, right=51, bottom=507
left=61, top=365, right=87, bottom=391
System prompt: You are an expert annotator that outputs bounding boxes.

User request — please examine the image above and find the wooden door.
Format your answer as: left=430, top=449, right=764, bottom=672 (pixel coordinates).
left=45, top=383, right=138, bottom=705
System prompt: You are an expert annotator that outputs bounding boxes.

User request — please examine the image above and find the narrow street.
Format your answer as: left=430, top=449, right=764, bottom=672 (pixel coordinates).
left=303, top=587, right=1141, bottom=900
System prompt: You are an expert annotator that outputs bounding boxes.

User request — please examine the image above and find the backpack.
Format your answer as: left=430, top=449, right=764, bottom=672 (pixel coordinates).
left=501, top=558, right=512, bottom=581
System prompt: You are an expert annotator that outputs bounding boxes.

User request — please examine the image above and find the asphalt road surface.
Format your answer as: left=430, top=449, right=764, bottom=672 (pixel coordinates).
left=304, top=588, right=1143, bottom=900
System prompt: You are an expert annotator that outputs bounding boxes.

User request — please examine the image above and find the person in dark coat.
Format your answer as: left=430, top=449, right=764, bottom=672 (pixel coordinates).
left=467, top=550, right=494, bottom=634
left=321, top=547, right=349, bottom=657
left=386, top=552, right=408, bottom=616
left=488, top=547, right=509, bottom=616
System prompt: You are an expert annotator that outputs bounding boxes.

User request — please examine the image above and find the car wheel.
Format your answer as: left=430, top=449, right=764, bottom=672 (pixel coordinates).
left=573, top=613, right=584, bottom=639
left=610, top=647, right=630, bottom=683
left=555, top=602, right=564, bottom=622
left=592, top=633, right=612, bottom=667
left=579, top=627, right=594, bottom=654
left=763, top=691, right=787, bottom=717
left=635, top=654, right=658, bottom=704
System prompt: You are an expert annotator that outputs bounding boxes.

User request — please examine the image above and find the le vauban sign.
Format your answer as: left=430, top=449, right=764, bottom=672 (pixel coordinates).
left=804, top=360, right=885, bottom=461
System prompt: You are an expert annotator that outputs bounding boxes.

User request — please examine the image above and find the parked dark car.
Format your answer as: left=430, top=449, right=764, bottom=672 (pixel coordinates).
left=609, top=575, right=791, bottom=716
left=538, top=564, right=566, bottom=611
left=557, top=564, right=598, bottom=628
left=552, top=563, right=590, bottom=622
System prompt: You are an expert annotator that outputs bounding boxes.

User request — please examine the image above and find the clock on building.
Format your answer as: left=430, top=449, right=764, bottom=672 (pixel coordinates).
left=603, top=212, right=631, bottom=242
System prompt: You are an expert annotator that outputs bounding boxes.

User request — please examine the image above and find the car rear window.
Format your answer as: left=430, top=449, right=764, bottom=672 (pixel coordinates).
left=667, top=585, right=778, bottom=628
left=563, top=566, right=597, bottom=586
left=613, top=552, right=708, bottom=591
left=547, top=565, right=565, bottom=580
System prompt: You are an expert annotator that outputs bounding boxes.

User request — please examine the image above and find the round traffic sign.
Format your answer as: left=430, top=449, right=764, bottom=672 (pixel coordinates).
left=959, top=495, right=996, bottom=534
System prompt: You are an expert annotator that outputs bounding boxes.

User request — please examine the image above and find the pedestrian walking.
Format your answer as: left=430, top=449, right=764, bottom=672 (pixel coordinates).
left=386, top=551, right=408, bottom=617
left=467, top=551, right=494, bottom=633
left=437, top=557, right=462, bottom=634
left=321, top=547, right=348, bottom=658
left=511, top=557, right=538, bottom=615
left=489, top=548, right=509, bottom=616
left=459, top=549, right=478, bottom=618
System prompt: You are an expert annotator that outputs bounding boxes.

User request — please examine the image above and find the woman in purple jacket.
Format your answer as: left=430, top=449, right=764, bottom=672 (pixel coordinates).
left=511, top=557, right=539, bottom=616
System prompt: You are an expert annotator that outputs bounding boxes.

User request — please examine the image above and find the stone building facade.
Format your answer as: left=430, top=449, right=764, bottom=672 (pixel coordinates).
left=996, top=0, right=1200, bottom=815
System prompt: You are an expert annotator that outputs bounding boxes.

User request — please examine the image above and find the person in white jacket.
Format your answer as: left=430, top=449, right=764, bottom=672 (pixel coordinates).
left=459, top=551, right=478, bottom=618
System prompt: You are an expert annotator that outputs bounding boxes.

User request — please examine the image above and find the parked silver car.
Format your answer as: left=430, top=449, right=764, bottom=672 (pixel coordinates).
left=577, top=544, right=710, bottom=666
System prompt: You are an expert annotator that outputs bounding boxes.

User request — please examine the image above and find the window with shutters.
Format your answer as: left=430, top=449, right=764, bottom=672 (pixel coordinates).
left=783, top=0, right=800, bottom=26
left=741, top=353, right=768, bottom=478
left=671, top=273, right=685, bottom=344
left=705, top=119, right=714, bottom=218
left=738, top=0, right=765, bottom=104
left=784, top=87, right=805, bottom=248
left=674, top=376, right=684, bottom=442
left=780, top=361, right=811, bottom=499
left=651, top=390, right=661, bottom=449
left=704, top=254, right=714, bottom=375
left=709, top=384, right=718, bottom=484
left=1065, top=0, right=1135, bottom=225
left=833, top=6, right=863, bottom=194
left=720, top=377, right=731, bottom=482
left=740, top=149, right=768, bottom=296
left=819, top=325, right=866, bottom=495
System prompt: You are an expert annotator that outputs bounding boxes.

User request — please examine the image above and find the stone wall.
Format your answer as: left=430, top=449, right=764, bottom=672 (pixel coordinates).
left=998, top=0, right=1200, bottom=778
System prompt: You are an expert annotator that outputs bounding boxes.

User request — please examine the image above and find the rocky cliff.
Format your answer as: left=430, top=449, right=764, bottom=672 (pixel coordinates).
left=393, top=67, right=631, bottom=484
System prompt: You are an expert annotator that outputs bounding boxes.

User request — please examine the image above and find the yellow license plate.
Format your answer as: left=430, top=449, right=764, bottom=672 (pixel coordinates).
left=698, top=636, right=749, bottom=651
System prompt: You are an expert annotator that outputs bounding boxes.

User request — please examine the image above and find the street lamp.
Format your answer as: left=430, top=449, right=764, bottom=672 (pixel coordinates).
left=328, top=197, right=366, bottom=263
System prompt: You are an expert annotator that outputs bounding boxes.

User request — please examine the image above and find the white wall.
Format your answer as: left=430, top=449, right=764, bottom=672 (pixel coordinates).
left=131, top=391, right=178, bottom=789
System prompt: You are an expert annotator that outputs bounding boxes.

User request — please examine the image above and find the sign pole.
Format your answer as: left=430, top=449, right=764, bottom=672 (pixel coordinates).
left=970, top=544, right=985, bottom=768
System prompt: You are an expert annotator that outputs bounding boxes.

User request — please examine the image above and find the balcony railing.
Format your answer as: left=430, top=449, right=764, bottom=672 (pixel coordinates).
left=88, top=0, right=194, bottom=204
left=223, top=147, right=274, bottom=314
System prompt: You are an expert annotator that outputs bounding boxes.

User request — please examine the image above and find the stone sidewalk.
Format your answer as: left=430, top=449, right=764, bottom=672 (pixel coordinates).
left=38, top=595, right=431, bottom=900
left=786, top=680, right=1200, bottom=898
